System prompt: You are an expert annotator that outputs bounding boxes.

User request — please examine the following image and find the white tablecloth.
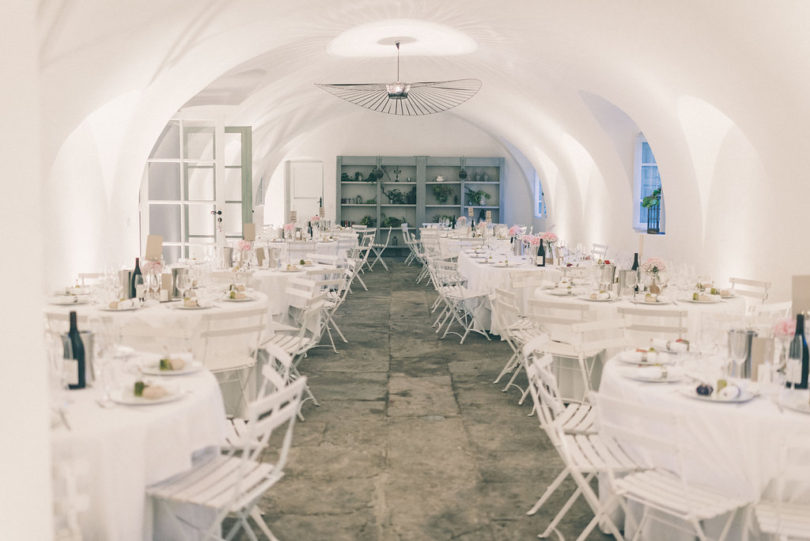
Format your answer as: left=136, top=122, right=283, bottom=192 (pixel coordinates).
left=248, top=264, right=338, bottom=318
left=51, top=368, right=225, bottom=541
left=599, top=358, right=810, bottom=539
left=45, top=293, right=271, bottom=355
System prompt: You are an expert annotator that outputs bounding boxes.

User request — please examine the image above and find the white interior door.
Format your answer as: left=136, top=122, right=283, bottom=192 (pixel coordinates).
left=286, top=160, right=323, bottom=223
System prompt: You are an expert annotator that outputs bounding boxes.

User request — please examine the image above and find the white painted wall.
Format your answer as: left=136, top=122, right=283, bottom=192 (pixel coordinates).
left=1, top=3, right=52, bottom=538
left=260, top=111, right=534, bottom=228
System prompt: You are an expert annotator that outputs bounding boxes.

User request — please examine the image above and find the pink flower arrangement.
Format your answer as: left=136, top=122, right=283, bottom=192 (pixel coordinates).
left=456, top=216, right=467, bottom=226
left=283, top=223, right=295, bottom=232
left=540, top=232, right=558, bottom=243
left=310, top=215, right=321, bottom=222
left=238, top=240, right=253, bottom=252
left=641, top=257, right=667, bottom=275
left=773, top=318, right=796, bottom=338
left=142, top=259, right=163, bottom=274
left=508, top=225, right=521, bottom=237
left=523, top=234, right=540, bottom=246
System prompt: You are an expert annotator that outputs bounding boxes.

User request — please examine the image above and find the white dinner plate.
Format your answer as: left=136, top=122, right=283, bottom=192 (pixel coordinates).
left=99, top=305, right=140, bottom=312
left=579, top=295, right=617, bottom=303
left=547, top=289, right=573, bottom=296
left=49, top=296, right=90, bottom=305
left=622, top=367, right=684, bottom=383
left=172, top=303, right=213, bottom=310
left=140, top=360, right=202, bottom=376
left=680, top=296, right=723, bottom=304
left=615, top=350, right=677, bottom=365
left=677, top=387, right=757, bottom=404
left=222, top=296, right=255, bottom=302
left=109, top=385, right=186, bottom=406
left=631, top=298, right=671, bottom=305
left=282, top=268, right=303, bottom=273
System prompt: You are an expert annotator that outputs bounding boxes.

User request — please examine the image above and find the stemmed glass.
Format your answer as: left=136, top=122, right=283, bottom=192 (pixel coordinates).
left=728, top=330, right=750, bottom=379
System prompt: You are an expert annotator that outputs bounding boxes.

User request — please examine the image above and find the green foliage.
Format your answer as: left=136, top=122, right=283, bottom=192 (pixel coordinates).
left=432, top=184, right=453, bottom=203
left=360, top=215, right=376, bottom=227
left=641, top=188, right=662, bottom=208
left=464, top=187, right=491, bottom=206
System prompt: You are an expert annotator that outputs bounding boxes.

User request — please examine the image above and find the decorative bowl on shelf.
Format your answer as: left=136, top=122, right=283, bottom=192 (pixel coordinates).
left=435, top=176, right=445, bottom=182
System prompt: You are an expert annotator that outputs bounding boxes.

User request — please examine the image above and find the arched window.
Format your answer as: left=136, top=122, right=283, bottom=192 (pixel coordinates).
left=534, top=171, right=547, bottom=218
left=633, top=133, right=664, bottom=233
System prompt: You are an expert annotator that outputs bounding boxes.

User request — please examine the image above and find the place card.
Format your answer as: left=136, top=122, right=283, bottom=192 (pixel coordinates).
left=319, top=206, right=325, bottom=218
left=256, top=247, right=265, bottom=266
left=161, top=272, right=172, bottom=293
left=750, top=337, right=772, bottom=380
left=243, top=223, right=256, bottom=241
left=486, top=210, right=492, bottom=222
left=792, top=275, right=810, bottom=316
left=145, top=234, right=163, bottom=261
left=467, top=207, right=474, bottom=217
left=289, top=210, right=297, bottom=223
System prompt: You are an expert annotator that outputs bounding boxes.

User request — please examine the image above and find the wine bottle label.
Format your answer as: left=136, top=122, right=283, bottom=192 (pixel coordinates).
left=64, top=358, right=79, bottom=386
left=788, top=359, right=802, bottom=384
left=536, top=256, right=544, bottom=266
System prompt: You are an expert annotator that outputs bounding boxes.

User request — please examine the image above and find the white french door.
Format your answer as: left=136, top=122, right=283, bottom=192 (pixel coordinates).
left=141, top=120, right=252, bottom=264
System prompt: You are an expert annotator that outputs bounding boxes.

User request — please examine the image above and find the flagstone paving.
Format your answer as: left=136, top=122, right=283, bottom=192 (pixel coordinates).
left=244, top=260, right=611, bottom=540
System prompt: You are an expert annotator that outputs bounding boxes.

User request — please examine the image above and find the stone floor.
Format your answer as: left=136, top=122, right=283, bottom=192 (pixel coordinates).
left=249, top=260, right=611, bottom=540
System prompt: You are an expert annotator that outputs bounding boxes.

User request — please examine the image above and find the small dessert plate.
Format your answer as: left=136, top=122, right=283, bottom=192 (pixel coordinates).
left=677, top=387, right=757, bottom=403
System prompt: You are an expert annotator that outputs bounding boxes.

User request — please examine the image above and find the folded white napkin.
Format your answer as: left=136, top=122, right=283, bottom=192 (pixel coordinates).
left=651, top=338, right=688, bottom=353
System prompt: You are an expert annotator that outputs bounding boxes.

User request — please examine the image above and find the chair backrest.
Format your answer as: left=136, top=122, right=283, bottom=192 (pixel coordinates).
left=239, top=376, right=307, bottom=484
left=375, top=227, right=392, bottom=246
left=259, top=342, right=294, bottom=393
left=617, top=306, right=688, bottom=343
left=729, top=277, right=770, bottom=303
left=52, top=457, right=89, bottom=541
left=770, top=432, right=810, bottom=518
left=198, top=307, right=266, bottom=372
left=527, top=299, right=626, bottom=352
left=522, top=338, right=566, bottom=443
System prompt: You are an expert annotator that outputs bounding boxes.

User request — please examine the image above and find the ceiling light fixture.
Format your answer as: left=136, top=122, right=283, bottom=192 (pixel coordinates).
left=316, top=41, right=481, bottom=116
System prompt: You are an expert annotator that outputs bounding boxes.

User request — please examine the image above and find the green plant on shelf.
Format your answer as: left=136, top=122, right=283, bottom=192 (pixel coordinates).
left=341, top=172, right=351, bottom=182
left=432, top=184, right=453, bottom=204
left=381, top=214, right=405, bottom=228
left=432, top=214, right=457, bottom=223
left=366, top=198, right=376, bottom=204
left=465, top=187, right=491, bottom=206
left=641, top=188, right=662, bottom=208
left=360, top=215, right=376, bottom=227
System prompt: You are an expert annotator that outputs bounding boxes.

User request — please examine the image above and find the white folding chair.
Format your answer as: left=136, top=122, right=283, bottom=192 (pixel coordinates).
left=595, top=392, right=752, bottom=541
left=368, top=227, right=392, bottom=271
left=524, top=346, right=641, bottom=540
left=491, top=290, right=545, bottom=396
left=617, top=306, right=688, bottom=346
left=729, top=277, right=771, bottom=305
left=148, top=377, right=307, bottom=541
left=197, top=307, right=266, bottom=417
left=223, top=342, right=293, bottom=449
left=527, top=299, right=627, bottom=402
left=754, top=432, right=810, bottom=539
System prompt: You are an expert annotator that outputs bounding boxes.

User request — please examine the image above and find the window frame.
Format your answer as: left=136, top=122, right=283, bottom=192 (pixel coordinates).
left=534, top=170, right=547, bottom=219
left=632, top=133, right=665, bottom=233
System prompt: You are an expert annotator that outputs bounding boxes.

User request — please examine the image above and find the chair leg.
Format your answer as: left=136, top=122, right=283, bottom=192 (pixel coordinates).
left=527, top=467, right=570, bottom=515
left=493, top=351, right=519, bottom=384
left=249, top=508, right=280, bottom=541
left=539, top=483, right=585, bottom=538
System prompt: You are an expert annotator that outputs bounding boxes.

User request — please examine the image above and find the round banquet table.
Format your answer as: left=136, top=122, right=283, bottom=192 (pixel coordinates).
left=439, top=236, right=510, bottom=258
left=265, top=238, right=354, bottom=262
left=248, top=263, right=339, bottom=320
left=456, top=251, right=563, bottom=330
left=51, top=366, right=225, bottom=541
left=599, top=356, right=810, bottom=539
left=44, top=292, right=271, bottom=354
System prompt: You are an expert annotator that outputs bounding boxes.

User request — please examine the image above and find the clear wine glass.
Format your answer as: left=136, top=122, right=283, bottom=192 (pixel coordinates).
left=728, top=330, right=749, bottom=379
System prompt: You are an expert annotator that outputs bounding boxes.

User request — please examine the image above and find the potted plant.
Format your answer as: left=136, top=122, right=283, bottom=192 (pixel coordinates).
left=465, top=187, right=491, bottom=206
left=432, top=184, right=453, bottom=204
left=641, top=188, right=662, bottom=234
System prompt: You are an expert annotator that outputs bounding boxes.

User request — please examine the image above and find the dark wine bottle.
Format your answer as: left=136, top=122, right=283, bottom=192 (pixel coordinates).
left=307, top=221, right=313, bottom=239
left=66, top=311, right=86, bottom=390
left=130, top=257, right=142, bottom=299
left=536, top=240, right=546, bottom=267
left=788, top=313, right=809, bottom=389
left=631, top=252, right=639, bottom=271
